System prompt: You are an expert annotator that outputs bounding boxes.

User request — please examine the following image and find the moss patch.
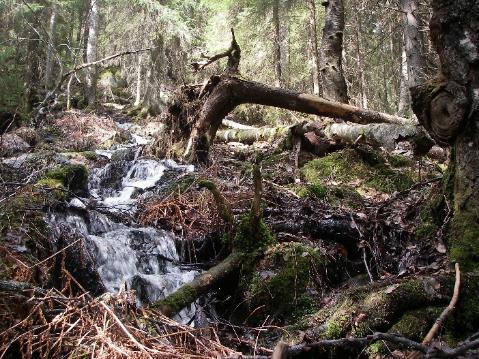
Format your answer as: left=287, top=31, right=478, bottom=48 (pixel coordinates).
left=242, top=242, right=326, bottom=323
left=292, top=183, right=364, bottom=209
left=152, top=285, right=197, bottom=317
left=301, top=148, right=415, bottom=194
left=38, top=164, right=88, bottom=195
left=451, top=211, right=479, bottom=271
left=234, top=213, right=275, bottom=254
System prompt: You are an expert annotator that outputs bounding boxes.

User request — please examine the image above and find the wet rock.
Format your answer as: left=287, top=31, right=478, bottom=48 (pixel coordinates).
left=37, top=164, right=89, bottom=196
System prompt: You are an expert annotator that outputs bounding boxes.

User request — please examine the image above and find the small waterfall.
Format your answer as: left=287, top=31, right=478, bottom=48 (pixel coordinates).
left=49, top=129, right=197, bottom=324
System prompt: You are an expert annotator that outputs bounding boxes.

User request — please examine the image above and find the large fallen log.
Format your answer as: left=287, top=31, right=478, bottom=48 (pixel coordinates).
left=184, top=76, right=414, bottom=162
left=162, top=30, right=416, bottom=164
left=216, top=121, right=433, bottom=154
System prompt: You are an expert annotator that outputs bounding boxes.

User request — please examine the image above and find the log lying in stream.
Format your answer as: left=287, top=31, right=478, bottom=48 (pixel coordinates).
left=151, top=251, right=243, bottom=317
left=217, top=120, right=434, bottom=154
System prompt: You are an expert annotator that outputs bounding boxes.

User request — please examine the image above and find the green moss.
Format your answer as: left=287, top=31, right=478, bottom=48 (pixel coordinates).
left=292, top=183, right=364, bottom=209
left=0, top=185, right=58, bottom=273
left=322, top=298, right=355, bottom=338
left=388, top=154, right=414, bottom=168
left=242, top=243, right=325, bottom=323
left=152, top=285, right=197, bottom=316
left=451, top=212, right=479, bottom=271
left=301, top=149, right=415, bottom=194
left=309, top=183, right=327, bottom=199
left=80, top=151, right=98, bottom=160
left=234, top=213, right=275, bottom=254
left=40, top=164, right=88, bottom=195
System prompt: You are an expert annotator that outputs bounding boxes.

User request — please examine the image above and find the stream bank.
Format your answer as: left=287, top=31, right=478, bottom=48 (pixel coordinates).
left=1, top=108, right=472, bottom=358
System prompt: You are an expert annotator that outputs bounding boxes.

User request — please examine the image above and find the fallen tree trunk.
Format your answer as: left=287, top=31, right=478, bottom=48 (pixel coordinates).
left=151, top=251, right=242, bottom=317
left=161, top=30, right=419, bottom=163
left=216, top=121, right=433, bottom=154
left=184, top=76, right=412, bottom=163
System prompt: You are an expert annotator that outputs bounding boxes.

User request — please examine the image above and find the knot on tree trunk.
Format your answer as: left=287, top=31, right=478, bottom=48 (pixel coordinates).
left=411, top=79, right=468, bottom=145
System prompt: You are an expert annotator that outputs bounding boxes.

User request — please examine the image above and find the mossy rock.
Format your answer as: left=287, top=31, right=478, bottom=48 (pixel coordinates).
left=301, top=148, right=415, bottom=194
left=61, top=151, right=99, bottom=162
left=241, top=242, right=327, bottom=324
left=37, top=164, right=88, bottom=196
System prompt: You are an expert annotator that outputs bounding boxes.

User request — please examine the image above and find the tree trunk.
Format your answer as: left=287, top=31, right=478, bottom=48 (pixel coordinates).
left=319, top=0, right=348, bottom=103
left=354, top=7, right=368, bottom=109
left=44, top=4, right=57, bottom=90
left=400, top=0, right=426, bottom=88
left=152, top=252, right=243, bottom=317
left=398, top=43, right=411, bottom=116
left=411, top=0, right=479, bottom=270
left=182, top=76, right=410, bottom=163
left=24, top=9, right=41, bottom=113
left=307, top=0, right=322, bottom=95
left=134, top=54, right=143, bottom=106
left=85, top=0, right=100, bottom=106
left=272, top=0, right=284, bottom=87
left=216, top=120, right=432, bottom=154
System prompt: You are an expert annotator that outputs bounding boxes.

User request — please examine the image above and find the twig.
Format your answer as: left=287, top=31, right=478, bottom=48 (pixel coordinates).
left=407, top=263, right=460, bottom=359
left=99, top=301, right=155, bottom=358
left=423, top=263, right=461, bottom=345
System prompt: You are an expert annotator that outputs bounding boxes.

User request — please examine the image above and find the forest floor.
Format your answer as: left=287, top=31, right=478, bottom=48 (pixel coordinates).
left=0, top=107, right=473, bottom=358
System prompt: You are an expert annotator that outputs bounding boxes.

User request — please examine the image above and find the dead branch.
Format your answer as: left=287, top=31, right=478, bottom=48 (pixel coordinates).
left=191, top=28, right=240, bottom=74
left=423, top=263, right=461, bottom=345
left=407, top=263, right=461, bottom=359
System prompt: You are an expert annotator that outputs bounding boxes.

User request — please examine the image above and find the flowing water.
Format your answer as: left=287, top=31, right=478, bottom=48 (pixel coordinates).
left=48, top=123, right=198, bottom=324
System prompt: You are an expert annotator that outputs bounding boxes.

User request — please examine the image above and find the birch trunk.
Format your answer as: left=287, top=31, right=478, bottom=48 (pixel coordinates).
left=319, top=0, right=348, bottom=103
left=44, top=4, right=57, bottom=90
left=85, top=0, right=100, bottom=106
left=307, top=0, right=322, bottom=95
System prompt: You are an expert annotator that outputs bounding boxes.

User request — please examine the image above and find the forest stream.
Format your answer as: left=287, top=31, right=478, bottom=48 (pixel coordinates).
left=47, top=121, right=199, bottom=324
left=1, top=0, right=479, bottom=358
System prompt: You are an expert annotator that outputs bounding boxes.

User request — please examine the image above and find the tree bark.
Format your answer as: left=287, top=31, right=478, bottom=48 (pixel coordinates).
left=23, top=4, right=41, bottom=113
left=44, top=4, right=57, bottom=90
left=272, top=0, right=284, bottom=88
left=85, top=0, right=100, bottom=106
left=134, top=54, right=143, bottom=106
left=411, top=0, right=479, bottom=270
left=398, top=43, right=411, bottom=116
left=151, top=252, right=243, bottom=317
left=400, top=0, right=427, bottom=88
left=216, top=121, right=432, bottom=154
left=182, top=76, right=410, bottom=163
left=307, top=0, right=322, bottom=95
left=319, top=0, right=349, bottom=103
left=354, top=7, right=368, bottom=109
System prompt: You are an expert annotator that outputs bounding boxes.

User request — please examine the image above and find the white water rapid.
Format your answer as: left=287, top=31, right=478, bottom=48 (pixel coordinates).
left=49, top=124, right=198, bottom=324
